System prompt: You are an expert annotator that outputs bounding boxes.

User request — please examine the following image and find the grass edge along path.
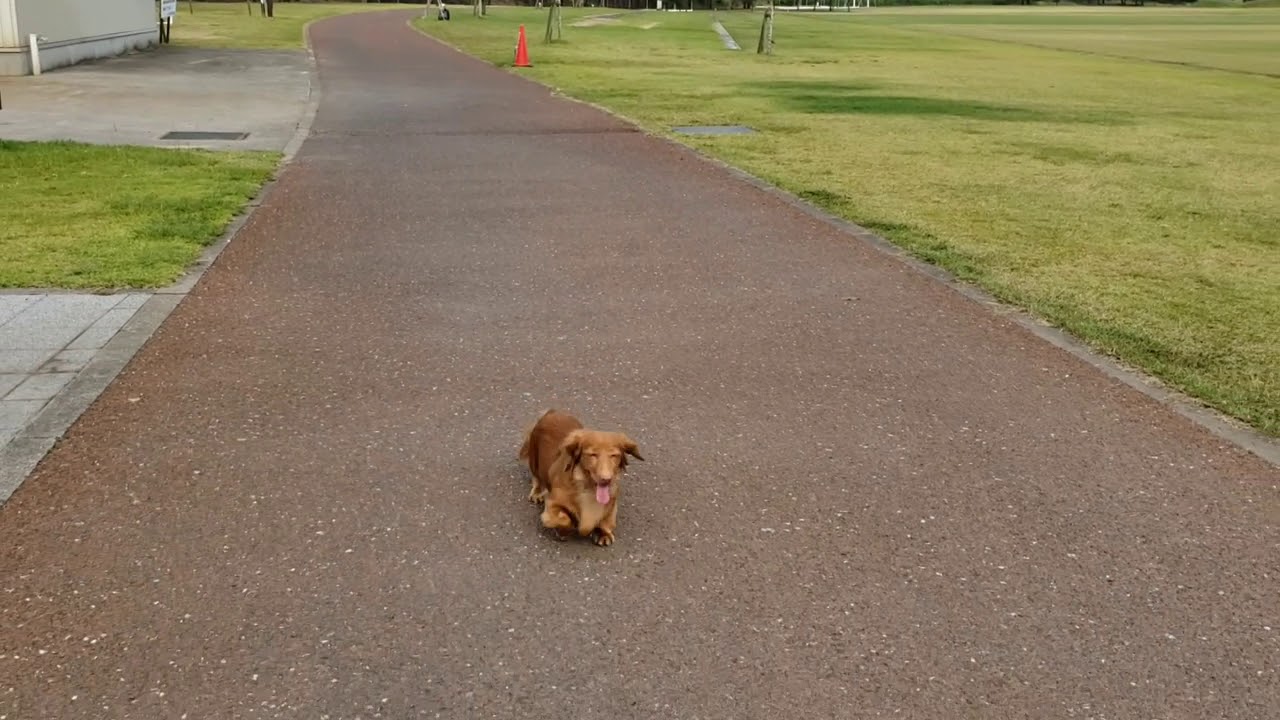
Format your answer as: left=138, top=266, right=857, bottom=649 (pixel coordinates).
left=411, top=8, right=1280, bottom=438
left=0, top=140, right=279, bottom=291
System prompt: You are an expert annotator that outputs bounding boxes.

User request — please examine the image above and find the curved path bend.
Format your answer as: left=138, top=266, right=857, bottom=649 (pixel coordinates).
left=2, top=10, right=1277, bottom=719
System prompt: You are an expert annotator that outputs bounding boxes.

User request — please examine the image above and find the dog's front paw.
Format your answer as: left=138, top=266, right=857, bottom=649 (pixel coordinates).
left=528, top=486, right=547, bottom=504
left=592, top=529, right=615, bottom=547
left=541, top=506, right=574, bottom=532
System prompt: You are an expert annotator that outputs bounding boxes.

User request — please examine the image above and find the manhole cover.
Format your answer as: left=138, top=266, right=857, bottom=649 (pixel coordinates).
left=672, top=125, right=755, bottom=136
left=161, top=131, right=250, bottom=141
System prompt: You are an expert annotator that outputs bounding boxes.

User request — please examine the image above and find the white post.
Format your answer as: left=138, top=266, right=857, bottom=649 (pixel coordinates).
left=29, top=33, right=41, bottom=76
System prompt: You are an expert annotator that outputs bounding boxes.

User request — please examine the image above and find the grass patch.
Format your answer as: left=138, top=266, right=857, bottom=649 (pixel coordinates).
left=0, top=140, right=278, bottom=290
left=847, top=5, right=1280, bottom=76
left=415, top=6, right=1280, bottom=436
left=169, top=1, right=403, bottom=50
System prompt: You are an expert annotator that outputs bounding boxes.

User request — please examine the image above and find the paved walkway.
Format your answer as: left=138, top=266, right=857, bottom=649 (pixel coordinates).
left=1, top=10, right=1277, bottom=719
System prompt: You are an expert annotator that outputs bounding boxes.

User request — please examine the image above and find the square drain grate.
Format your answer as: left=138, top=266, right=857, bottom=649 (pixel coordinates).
left=161, top=131, right=250, bottom=141
left=672, top=125, right=755, bottom=136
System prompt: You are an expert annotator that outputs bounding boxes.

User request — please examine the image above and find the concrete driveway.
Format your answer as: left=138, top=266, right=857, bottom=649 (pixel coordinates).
left=0, top=46, right=312, bottom=151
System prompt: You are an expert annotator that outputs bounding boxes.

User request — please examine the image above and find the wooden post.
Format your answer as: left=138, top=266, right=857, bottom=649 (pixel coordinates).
left=756, top=0, right=773, bottom=54
left=544, top=0, right=562, bottom=42
left=767, top=0, right=775, bottom=50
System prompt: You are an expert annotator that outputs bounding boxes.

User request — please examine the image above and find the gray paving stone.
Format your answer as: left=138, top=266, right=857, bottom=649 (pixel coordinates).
left=1, top=294, right=150, bottom=349
left=7, top=373, right=76, bottom=402
left=0, top=374, right=23, bottom=398
left=39, top=349, right=97, bottom=374
left=9, top=295, right=123, bottom=328
left=0, top=296, right=42, bottom=327
left=0, top=350, right=56, bottom=374
left=116, top=293, right=153, bottom=311
left=0, top=399, right=47, bottom=430
left=55, top=293, right=127, bottom=311
left=67, top=307, right=141, bottom=350
left=0, top=322, right=87, bottom=351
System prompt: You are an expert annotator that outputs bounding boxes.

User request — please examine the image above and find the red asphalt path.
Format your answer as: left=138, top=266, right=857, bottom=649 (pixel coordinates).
left=2, top=11, right=1277, bottom=720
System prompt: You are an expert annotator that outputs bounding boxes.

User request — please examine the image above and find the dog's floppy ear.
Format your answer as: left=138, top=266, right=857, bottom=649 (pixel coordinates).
left=621, top=436, right=644, bottom=462
left=560, top=430, right=586, bottom=471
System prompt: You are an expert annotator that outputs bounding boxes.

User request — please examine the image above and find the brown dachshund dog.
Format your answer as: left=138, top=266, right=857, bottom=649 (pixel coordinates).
left=518, top=409, right=643, bottom=547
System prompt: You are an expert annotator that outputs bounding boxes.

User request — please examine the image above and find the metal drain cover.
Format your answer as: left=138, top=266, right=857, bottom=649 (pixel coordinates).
left=161, top=131, right=250, bottom=141
left=672, top=125, right=756, bottom=136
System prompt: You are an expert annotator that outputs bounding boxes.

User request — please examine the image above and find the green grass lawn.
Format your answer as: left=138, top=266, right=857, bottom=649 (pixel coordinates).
left=847, top=5, right=1280, bottom=76
left=0, top=141, right=278, bottom=289
left=169, top=0, right=404, bottom=50
left=415, top=6, right=1280, bottom=437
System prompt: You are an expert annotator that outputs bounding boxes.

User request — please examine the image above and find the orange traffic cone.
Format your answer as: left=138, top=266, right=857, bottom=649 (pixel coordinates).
left=514, top=24, right=531, bottom=68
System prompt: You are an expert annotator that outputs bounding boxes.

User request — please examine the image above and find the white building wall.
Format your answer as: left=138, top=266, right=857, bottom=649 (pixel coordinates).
left=0, top=0, right=157, bottom=76
left=16, top=0, right=155, bottom=45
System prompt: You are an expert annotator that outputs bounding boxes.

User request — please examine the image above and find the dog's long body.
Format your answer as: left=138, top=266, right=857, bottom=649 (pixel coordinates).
left=518, top=409, right=643, bottom=547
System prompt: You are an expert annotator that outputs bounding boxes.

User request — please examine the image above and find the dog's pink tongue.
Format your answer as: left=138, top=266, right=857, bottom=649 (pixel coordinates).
left=596, top=484, right=611, bottom=505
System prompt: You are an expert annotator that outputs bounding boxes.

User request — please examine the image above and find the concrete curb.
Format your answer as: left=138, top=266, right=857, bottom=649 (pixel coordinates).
left=407, top=18, right=1280, bottom=469
left=712, top=20, right=741, bottom=50
left=0, top=28, right=324, bottom=505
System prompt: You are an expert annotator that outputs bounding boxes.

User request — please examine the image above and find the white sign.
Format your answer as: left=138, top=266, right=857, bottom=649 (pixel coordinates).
left=160, top=0, right=178, bottom=19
